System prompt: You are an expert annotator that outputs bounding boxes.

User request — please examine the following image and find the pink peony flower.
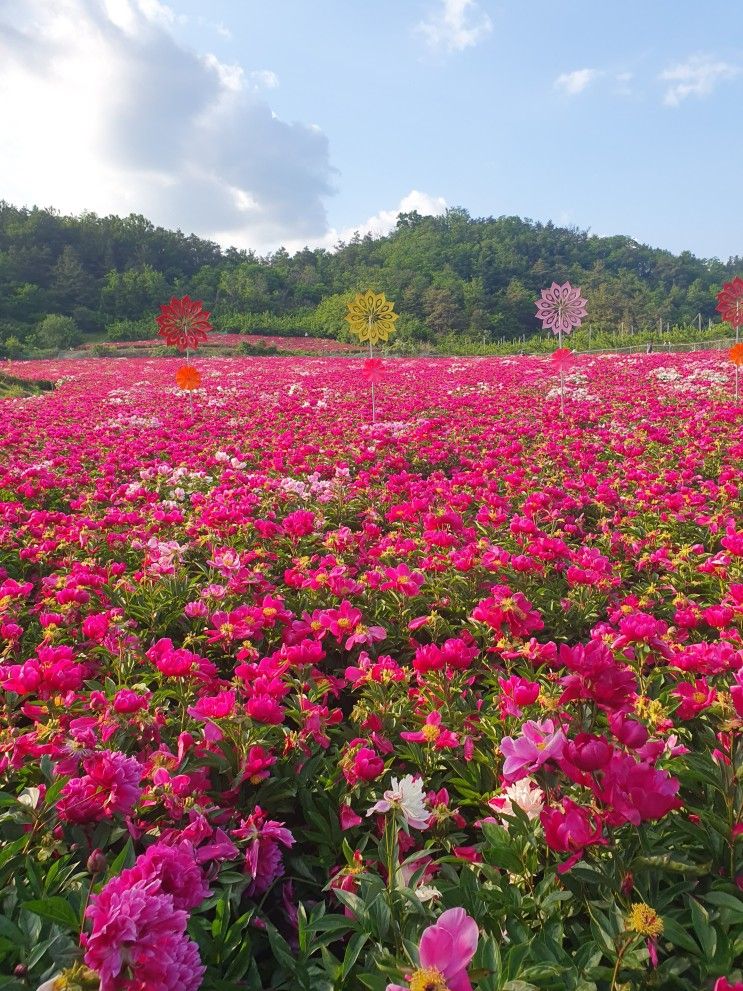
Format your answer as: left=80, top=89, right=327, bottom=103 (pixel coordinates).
left=500, top=719, right=565, bottom=781
left=401, top=710, right=459, bottom=749
left=386, top=907, right=479, bottom=991
left=116, top=841, right=211, bottom=911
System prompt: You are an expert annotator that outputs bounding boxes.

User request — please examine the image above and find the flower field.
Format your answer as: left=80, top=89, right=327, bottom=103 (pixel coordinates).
left=0, top=353, right=741, bottom=991
left=76, top=335, right=363, bottom=355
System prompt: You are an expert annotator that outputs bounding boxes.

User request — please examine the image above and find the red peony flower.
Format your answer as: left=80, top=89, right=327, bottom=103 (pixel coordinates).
left=156, top=296, right=212, bottom=350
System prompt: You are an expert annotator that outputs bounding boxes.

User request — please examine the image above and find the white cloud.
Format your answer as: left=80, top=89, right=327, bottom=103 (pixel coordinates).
left=416, top=0, right=492, bottom=55
left=554, top=68, right=599, bottom=96
left=274, top=189, right=449, bottom=255
left=660, top=54, right=739, bottom=106
left=342, top=189, right=448, bottom=241
left=0, top=0, right=334, bottom=252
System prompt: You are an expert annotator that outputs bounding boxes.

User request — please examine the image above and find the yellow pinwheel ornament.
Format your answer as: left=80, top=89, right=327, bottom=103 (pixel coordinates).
left=345, top=291, right=398, bottom=346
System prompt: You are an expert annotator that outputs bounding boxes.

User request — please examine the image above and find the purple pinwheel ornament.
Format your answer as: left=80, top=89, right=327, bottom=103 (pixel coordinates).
left=535, top=282, right=588, bottom=337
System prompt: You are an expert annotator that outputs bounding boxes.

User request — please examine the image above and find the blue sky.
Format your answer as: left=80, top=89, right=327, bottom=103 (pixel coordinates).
left=1, top=0, right=741, bottom=258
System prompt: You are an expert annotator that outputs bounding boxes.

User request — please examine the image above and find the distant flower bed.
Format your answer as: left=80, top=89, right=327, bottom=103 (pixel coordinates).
left=0, top=354, right=741, bottom=991
left=79, top=334, right=363, bottom=354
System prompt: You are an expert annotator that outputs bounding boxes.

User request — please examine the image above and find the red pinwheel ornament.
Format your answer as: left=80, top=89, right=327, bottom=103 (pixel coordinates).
left=156, top=296, right=212, bottom=350
left=551, top=348, right=575, bottom=371
left=361, top=357, right=385, bottom=385
left=715, top=277, right=743, bottom=329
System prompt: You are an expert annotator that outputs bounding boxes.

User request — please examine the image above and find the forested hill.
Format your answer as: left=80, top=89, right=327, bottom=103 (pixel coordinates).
left=0, top=200, right=738, bottom=353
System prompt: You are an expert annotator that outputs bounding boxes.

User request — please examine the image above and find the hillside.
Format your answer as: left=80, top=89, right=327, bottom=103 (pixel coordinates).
left=0, top=201, right=738, bottom=355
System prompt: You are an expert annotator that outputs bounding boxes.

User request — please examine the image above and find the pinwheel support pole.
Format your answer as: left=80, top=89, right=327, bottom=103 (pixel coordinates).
left=737, top=303, right=740, bottom=404
left=558, top=328, right=565, bottom=417
left=368, top=323, right=376, bottom=425
left=186, top=347, right=194, bottom=417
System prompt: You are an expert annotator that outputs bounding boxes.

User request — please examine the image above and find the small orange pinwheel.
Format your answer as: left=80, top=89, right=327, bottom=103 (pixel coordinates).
left=729, top=342, right=743, bottom=366
left=175, top=364, right=202, bottom=390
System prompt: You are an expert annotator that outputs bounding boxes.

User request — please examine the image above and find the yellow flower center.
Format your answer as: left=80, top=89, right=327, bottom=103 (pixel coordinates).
left=627, top=902, right=664, bottom=938
left=220, top=623, right=234, bottom=637
left=263, top=607, right=277, bottom=618
left=409, top=967, right=450, bottom=991
left=337, top=618, right=352, bottom=629
left=422, top=723, right=440, bottom=743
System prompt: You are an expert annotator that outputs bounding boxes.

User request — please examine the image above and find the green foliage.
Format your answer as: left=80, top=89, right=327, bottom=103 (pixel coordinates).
left=35, top=313, right=80, bottom=350
left=104, top=317, right=157, bottom=341
left=0, top=200, right=738, bottom=347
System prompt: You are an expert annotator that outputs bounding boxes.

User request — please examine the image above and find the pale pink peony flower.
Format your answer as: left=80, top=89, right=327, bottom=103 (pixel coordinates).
left=490, top=777, right=545, bottom=822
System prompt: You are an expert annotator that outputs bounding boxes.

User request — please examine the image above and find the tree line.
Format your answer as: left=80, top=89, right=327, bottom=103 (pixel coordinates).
left=0, top=200, right=739, bottom=355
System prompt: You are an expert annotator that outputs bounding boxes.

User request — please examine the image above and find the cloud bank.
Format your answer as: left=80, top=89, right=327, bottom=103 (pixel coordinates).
left=0, top=0, right=335, bottom=251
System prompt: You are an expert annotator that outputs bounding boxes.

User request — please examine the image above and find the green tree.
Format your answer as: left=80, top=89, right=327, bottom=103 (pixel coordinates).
left=36, top=313, right=80, bottom=350
left=50, top=246, right=96, bottom=311
left=100, top=265, right=167, bottom=320
left=422, top=286, right=464, bottom=334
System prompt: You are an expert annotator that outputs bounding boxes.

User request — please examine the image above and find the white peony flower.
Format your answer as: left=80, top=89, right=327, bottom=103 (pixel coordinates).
left=367, top=774, right=429, bottom=829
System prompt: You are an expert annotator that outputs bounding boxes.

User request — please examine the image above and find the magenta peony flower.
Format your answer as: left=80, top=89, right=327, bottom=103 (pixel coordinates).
left=471, top=585, right=543, bottom=638
left=57, top=751, right=142, bottom=823
left=593, top=753, right=682, bottom=826
left=233, top=805, right=295, bottom=895
left=541, top=798, right=608, bottom=873
left=401, top=710, right=459, bottom=749
left=117, top=841, right=211, bottom=911
left=85, top=877, right=204, bottom=991
left=387, top=907, right=479, bottom=991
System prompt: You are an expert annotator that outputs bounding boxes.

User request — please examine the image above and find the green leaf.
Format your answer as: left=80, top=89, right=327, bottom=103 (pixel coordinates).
left=481, top=821, right=524, bottom=873
left=0, top=916, right=26, bottom=944
left=266, top=923, right=296, bottom=972
left=342, top=931, right=369, bottom=978
left=23, top=896, right=80, bottom=931
left=105, top=838, right=135, bottom=879
left=689, top=898, right=717, bottom=959
left=702, top=892, right=743, bottom=918
left=661, top=916, right=700, bottom=955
